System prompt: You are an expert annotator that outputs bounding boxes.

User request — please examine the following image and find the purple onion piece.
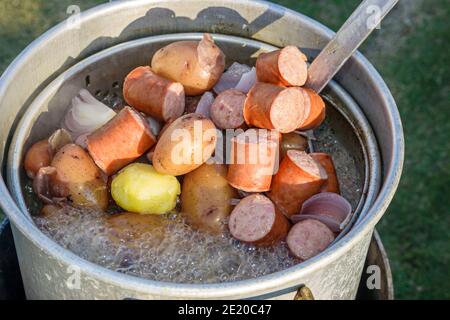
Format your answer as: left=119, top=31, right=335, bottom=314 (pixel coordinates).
left=213, top=62, right=251, bottom=94
left=300, top=192, right=352, bottom=224
left=195, top=92, right=215, bottom=118
left=48, top=128, right=72, bottom=153
left=235, top=67, right=257, bottom=94
left=75, top=133, right=89, bottom=149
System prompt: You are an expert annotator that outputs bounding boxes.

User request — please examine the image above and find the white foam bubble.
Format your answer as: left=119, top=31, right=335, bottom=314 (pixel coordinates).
left=34, top=207, right=297, bottom=284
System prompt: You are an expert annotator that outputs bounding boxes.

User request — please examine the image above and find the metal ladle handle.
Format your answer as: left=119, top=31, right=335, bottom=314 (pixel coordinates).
left=306, top=0, right=399, bottom=93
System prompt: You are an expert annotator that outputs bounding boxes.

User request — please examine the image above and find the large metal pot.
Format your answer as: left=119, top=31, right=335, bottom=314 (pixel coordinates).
left=0, top=0, right=403, bottom=300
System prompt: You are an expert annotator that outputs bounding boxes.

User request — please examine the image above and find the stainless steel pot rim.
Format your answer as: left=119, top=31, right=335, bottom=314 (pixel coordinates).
left=0, top=0, right=404, bottom=298
left=6, top=32, right=380, bottom=293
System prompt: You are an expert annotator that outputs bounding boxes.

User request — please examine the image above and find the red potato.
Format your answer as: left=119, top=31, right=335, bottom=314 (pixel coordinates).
left=210, top=89, right=246, bottom=129
left=229, top=194, right=290, bottom=246
left=243, top=82, right=307, bottom=133
left=287, top=219, right=335, bottom=260
left=152, top=113, right=217, bottom=176
left=227, top=129, right=279, bottom=193
left=123, top=66, right=185, bottom=122
left=256, top=46, right=309, bottom=87
left=310, top=153, right=340, bottom=194
left=151, top=34, right=225, bottom=96
left=297, top=88, right=326, bottom=131
left=24, top=140, right=52, bottom=179
left=267, top=150, right=327, bottom=218
left=51, top=144, right=108, bottom=210
left=87, top=106, right=156, bottom=176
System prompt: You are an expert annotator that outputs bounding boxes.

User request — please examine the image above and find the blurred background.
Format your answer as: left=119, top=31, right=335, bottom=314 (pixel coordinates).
left=0, top=0, right=448, bottom=299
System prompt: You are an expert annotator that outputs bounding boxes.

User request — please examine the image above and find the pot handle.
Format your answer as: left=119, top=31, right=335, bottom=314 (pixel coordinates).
left=294, top=286, right=315, bottom=300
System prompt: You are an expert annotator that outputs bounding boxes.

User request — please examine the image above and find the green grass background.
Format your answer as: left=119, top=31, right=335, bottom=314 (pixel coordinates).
left=0, top=0, right=448, bottom=299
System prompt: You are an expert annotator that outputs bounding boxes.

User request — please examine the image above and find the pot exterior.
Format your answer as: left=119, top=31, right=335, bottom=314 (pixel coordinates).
left=12, top=224, right=373, bottom=300
left=0, top=0, right=403, bottom=300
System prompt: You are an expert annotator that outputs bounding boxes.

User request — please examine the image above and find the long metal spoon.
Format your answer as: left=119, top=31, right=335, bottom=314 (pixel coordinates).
left=306, top=0, right=399, bottom=93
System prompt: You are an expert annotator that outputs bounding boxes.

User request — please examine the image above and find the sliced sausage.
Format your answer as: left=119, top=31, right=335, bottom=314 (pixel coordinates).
left=280, top=132, right=308, bottom=160
left=210, top=89, right=246, bottom=129
left=287, top=219, right=335, bottom=260
left=297, top=88, right=326, bottom=131
left=87, top=106, right=156, bottom=176
left=244, top=82, right=307, bottom=133
left=267, top=150, right=327, bottom=217
left=227, top=129, right=279, bottom=192
left=256, top=46, right=308, bottom=87
left=229, top=194, right=290, bottom=246
left=123, top=66, right=185, bottom=122
left=310, top=153, right=340, bottom=193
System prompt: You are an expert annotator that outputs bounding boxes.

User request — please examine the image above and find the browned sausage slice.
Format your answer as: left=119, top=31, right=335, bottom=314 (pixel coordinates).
left=256, top=46, right=308, bottom=87
left=267, top=150, right=327, bottom=217
left=87, top=106, right=156, bottom=176
left=297, top=88, right=326, bottom=131
left=310, top=153, right=340, bottom=193
left=280, top=132, right=308, bottom=160
left=123, top=66, right=185, bottom=122
left=227, top=129, right=279, bottom=192
left=244, top=82, right=307, bottom=133
left=229, top=194, right=290, bottom=246
left=210, top=89, right=246, bottom=129
left=287, top=219, right=335, bottom=260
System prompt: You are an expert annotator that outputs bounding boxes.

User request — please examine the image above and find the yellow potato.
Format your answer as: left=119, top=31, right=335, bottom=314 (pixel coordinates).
left=181, top=163, right=238, bottom=234
left=152, top=113, right=217, bottom=176
left=111, top=163, right=180, bottom=214
left=106, top=212, right=170, bottom=245
left=151, top=34, right=225, bottom=95
left=51, top=144, right=108, bottom=210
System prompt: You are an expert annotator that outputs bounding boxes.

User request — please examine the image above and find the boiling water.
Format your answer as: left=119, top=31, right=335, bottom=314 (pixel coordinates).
left=34, top=208, right=296, bottom=283
left=314, top=116, right=363, bottom=209
left=30, top=97, right=363, bottom=284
